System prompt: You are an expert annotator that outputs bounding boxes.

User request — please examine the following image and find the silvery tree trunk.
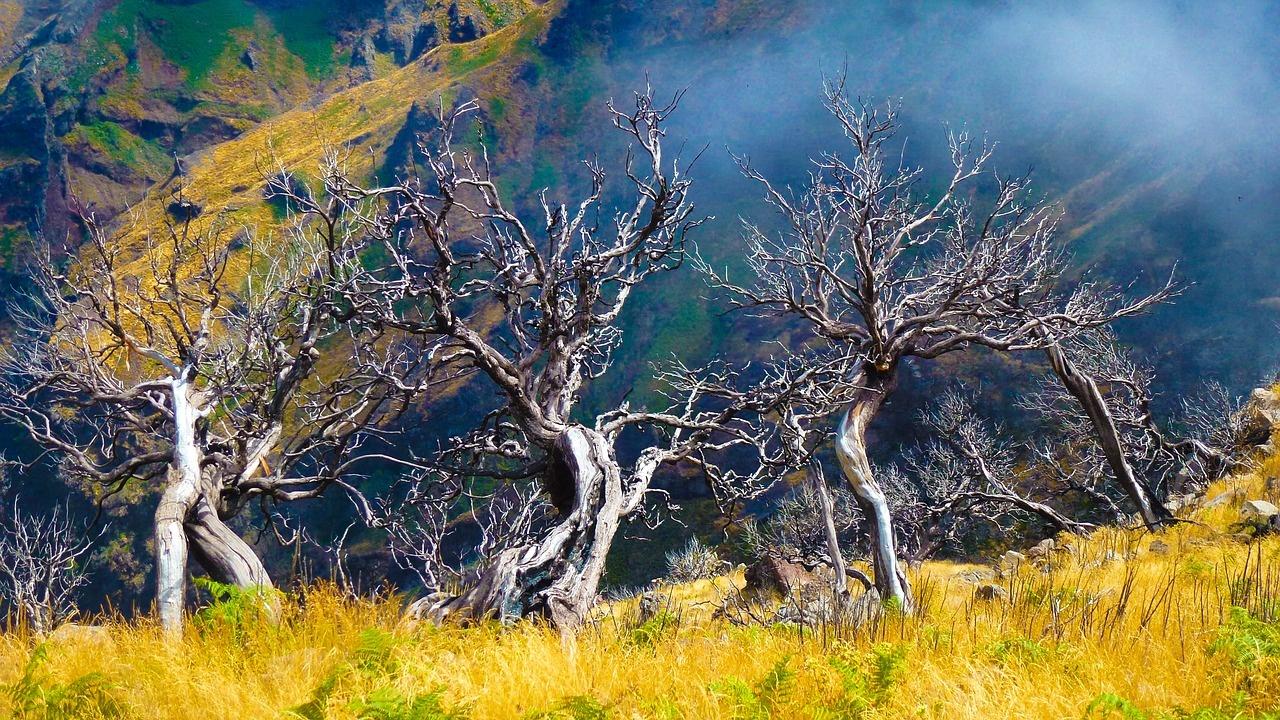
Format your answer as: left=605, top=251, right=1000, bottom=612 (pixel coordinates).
left=1044, top=344, right=1173, bottom=529
left=809, top=464, right=849, bottom=601
left=421, top=425, right=626, bottom=629
left=154, top=374, right=204, bottom=634
left=833, top=366, right=912, bottom=610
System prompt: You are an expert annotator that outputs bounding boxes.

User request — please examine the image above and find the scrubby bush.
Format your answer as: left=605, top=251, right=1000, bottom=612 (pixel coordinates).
left=664, top=537, right=724, bottom=583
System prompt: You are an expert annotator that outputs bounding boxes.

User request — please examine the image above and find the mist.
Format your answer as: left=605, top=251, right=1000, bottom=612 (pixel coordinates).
left=572, top=0, right=1280, bottom=403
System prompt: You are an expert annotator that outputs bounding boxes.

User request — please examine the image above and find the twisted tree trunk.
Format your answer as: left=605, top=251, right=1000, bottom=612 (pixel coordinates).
left=156, top=374, right=274, bottom=635
left=1043, top=343, right=1173, bottom=529
left=419, top=425, right=625, bottom=629
left=185, top=497, right=271, bottom=589
left=833, top=365, right=912, bottom=610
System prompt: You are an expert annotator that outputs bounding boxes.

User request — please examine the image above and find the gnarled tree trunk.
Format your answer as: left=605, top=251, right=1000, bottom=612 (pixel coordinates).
left=419, top=425, right=625, bottom=629
left=1044, top=343, right=1173, bottom=529
left=833, top=365, right=912, bottom=610
left=185, top=497, right=271, bottom=589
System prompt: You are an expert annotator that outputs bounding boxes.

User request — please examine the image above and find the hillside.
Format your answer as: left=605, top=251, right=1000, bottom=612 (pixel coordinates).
left=0, top=0, right=533, bottom=270
left=1, top=446, right=1277, bottom=718
left=2, top=0, right=1280, bottom=614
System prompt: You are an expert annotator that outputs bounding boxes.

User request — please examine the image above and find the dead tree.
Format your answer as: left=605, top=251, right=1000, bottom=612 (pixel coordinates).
left=0, top=202, right=409, bottom=633
left=698, top=79, right=1173, bottom=608
left=1024, top=330, right=1253, bottom=523
left=884, top=389, right=1092, bottom=562
left=0, top=501, right=96, bottom=635
left=309, top=90, right=832, bottom=629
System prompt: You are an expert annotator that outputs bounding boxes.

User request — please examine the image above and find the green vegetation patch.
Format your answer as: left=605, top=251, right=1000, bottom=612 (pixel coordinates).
left=86, top=0, right=341, bottom=90
left=65, top=120, right=169, bottom=176
left=111, top=0, right=257, bottom=87
left=256, top=0, right=342, bottom=78
left=0, top=223, right=29, bottom=267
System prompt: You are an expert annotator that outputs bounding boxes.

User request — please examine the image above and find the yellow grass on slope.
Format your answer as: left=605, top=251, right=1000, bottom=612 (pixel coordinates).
left=2, top=463, right=1279, bottom=719
left=110, top=3, right=554, bottom=260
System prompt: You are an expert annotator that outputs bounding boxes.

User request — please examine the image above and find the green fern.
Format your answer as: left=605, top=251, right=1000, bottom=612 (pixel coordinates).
left=3, top=644, right=122, bottom=719
left=350, top=686, right=469, bottom=720
left=192, top=577, right=278, bottom=637
left=1208, top=606, right=1280, bottom=669
left=709, top=657, right=794, bottom=720
left=523, top=695, right=610, bottom=720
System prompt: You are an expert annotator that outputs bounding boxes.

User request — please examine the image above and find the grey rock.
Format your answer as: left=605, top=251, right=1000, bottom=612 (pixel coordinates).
left=974, top=583, right=1009, bottom=602
left=955, top=568, right=994, bottom=585
left=637, top=590, right=667, bottom=624
left=996, top=550, right=1026, bottom=577
left=1026, top=539, right=1056, bottom=562
left=48, top=623, right=113, bottom=649
left=744, top=556, right=816, bottom=598
left=1242, top=499, right=1280, bottom=524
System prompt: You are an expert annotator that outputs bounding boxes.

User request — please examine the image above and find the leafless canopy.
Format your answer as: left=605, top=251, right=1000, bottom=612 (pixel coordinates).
left=883, top=388, right=1092, bottom=561
left=0, top=499, right=96, bottom=635
left=1022, top=330, right=1255, bottom=520
left=288, top=88, right=849, bottom=627
left=0, top=190, right=415, bottom=631
left=697, top=77, right=1174, bottom=607
left=700, top=83, right=1173, bottom=362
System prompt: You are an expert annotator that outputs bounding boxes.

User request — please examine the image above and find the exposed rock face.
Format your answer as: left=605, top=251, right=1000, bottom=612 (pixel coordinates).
left=350, top=34, right=378, bottom=77
left=410, top=22, right=441, bottom=61
left=743, top=556, right=816, bottom=597
left=448, top=1, right=485, bottom=42
left=1243, top=388, right=1280, bottom=445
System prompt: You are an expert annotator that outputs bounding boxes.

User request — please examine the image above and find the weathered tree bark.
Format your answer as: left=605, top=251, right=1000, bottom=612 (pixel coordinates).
left=154, top=375, right=203, bottom=634
left=965, top=491, right=1088, bottom=534
left=185, top=497, right=271, bottom=589
left=420, top=425, right=625, bottom=629
left=833, top=365, right=912, bottom=610
left=1043, top=343, right=1173, bottom=529
left=809, top=464, right=849, bottom=601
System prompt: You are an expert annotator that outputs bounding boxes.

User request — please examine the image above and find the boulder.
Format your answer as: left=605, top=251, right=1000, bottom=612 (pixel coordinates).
left=774, top=586, right=881, bottom=628
left=996, top=550, right=1026, bottom=577
left=744, top=556, right=816, bottom=597
left=1241, top=388, right=1280, bottom=443
left=1149, top=539, right=1171, bottom=555
left=1026, top=539, right=1056, bottom=563
left=974, top=583, right=1009, bottom=602
left=954, top=568, right=995, bottom=585
left=48, top=623, right=113, bottom=650
left=637, top=590, right=668, bottom=625
left=1241, top=499, right=1280, bottom=525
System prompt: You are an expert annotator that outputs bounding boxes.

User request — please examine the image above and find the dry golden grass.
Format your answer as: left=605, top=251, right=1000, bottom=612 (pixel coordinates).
left=2, top=459, right=1279, bottom=719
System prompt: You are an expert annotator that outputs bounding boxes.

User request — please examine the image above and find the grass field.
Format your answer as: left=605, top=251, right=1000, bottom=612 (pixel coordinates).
left=1, top=454, right=1278, bottom=719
